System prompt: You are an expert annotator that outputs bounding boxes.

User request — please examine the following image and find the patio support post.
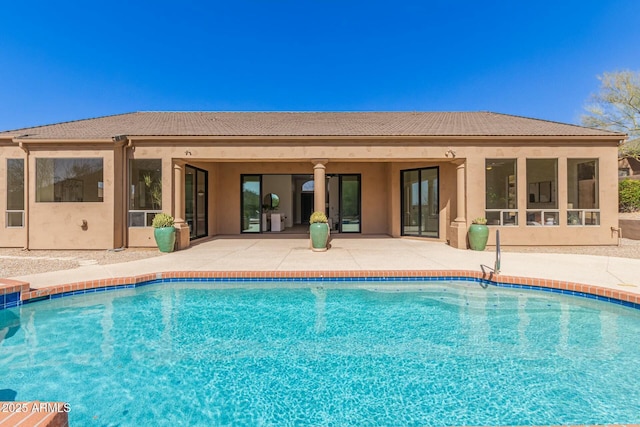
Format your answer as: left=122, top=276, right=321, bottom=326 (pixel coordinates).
left=312, top=159, right=328, bottom=214
left=455, top=161, right=466, bottom=223
left=448, top=160, right=468, bottom=249
left=173, top=160, right=190, bottom=250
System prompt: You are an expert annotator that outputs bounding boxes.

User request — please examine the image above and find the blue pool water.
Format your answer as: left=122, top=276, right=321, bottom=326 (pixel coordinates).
left=1, top=280, right=640, bottom=426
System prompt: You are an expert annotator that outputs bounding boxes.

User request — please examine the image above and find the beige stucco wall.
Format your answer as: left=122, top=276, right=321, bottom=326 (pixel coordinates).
left=1, top=137, right=620, bottom=249
left=619, top=219, right=640, bottom=240
left=209, top=161, right=390, bottom=235
left=465, top=144, right=619, bottom=246
left=25, top=145, right=119, bottom=249
left=113, top=145, right=125, bottom=248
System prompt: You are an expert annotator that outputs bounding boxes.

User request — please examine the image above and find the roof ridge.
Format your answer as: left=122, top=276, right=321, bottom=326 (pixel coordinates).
left=134, top=110, right=477, bottom=114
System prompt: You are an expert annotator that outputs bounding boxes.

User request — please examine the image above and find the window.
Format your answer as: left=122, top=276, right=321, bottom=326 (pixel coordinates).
left=6, top=159, right=24, bottom=227
left=339, top=175, right=361, bottom=233
left=129, top=159, right=162, bottom=227
left=36, top=158, right=103, bottom=202
left=567, top=159, right=599, bottom=226
left=241, top=175, right=261, bottom=233
left=526, top=159, right=558, bottom=226
left=185, top=165, right=208, bottom=239
left=485, top=159, right=517, bottom=226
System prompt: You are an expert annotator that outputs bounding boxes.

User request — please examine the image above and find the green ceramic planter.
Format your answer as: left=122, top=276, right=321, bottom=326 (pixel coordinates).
left=154, top=227, right=176, bottom=253
left=310, top=222, right=329, bottom=251
left=468, top=224, right=489, bottom=251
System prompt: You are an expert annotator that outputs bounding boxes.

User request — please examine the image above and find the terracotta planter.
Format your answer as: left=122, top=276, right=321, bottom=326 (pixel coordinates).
left=310, top=222, right=329, bottom=251
left=468, top=224, right=489, bottom=251
left=154, top=227, right=176, bottom=253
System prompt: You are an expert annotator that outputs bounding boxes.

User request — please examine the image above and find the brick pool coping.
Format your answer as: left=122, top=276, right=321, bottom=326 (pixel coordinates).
left=2, top=269, right=640, bottom=308
left=2, top=270, right=640, bottom=427
left=0, top=401, right=68, bottom=427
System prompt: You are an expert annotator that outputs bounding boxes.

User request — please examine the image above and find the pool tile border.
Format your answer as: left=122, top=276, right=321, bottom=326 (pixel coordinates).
left=2, top=270, right=639, bottom=310
left=0, top=278, right=30, bottom=311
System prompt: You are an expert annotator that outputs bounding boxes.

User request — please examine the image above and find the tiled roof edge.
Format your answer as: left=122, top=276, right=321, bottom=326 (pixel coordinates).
left=487, top=111, right=627, bottom=137
left=0, top=111, right=140, bottom=136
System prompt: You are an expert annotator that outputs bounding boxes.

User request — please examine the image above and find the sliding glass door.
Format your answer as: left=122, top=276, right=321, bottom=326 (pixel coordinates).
left=339, top=175, right=361, bottom=233
left=401, top=167, right=439, bottom=237
left=241, top=175, right=261, bottom=233
left=185, top=165, right=208, bottom=239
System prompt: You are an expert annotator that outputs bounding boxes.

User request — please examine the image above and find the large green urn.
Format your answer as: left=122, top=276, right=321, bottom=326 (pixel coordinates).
left=468, top=224, right=489, bottom=251
left=154, top=227, right=176, bottom=253
left=309, top=211, right=330, bottom=252
left=310, top=223, right=329, bottom=251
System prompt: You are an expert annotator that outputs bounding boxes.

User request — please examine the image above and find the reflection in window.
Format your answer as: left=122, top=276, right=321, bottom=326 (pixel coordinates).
left=6, top=159, right=24, bottom=227
left=129, top=159, right=162, bottom=227
left=36, top=158, right=104, bottom=202
left=263, top=193, right=280, bottom=210
left=485, top=159, right=517, bottom=226
left=526, top=159, right=558, bottom=226
left=340, top=175, right=361, bottom=233
left=241, top=175, right=261, bottom=233
left=568, top=159, right=599, bottom=226
left=186, top=165, right=208, bottom=239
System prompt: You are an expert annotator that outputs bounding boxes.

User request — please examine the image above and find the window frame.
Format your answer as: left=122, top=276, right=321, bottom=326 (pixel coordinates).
left=485, top=159, right=518, bottom=226
left=400, top=166, right=439, bottom=238
left=6, top=158, right=25, bottom=228
left=567, top=158, right=600, bottom=227
left=525, top=158, right=558, bottom=227
left=35, top=157, right=104, bottom=203
left=128, top=159, right=163, bottom=227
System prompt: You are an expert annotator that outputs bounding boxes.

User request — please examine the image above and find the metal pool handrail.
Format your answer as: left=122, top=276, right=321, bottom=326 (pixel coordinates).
left=494, top=229, right=501, bottom=274
left=480, top=229, right=501, bottom=281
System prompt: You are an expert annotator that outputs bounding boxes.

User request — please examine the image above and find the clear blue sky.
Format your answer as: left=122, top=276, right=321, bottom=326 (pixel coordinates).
left=1, top=0, right=639, bottom=131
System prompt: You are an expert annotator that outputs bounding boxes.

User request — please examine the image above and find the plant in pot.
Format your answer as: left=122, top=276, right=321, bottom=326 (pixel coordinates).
left=568, top=212, right=580, bottom=225
left=152, top=213, right=176, bottom=253
left=309, top=211, right=330, bottom=252
left=143, top=173, right=163, bottom=210
left=468, top=217, right=489, bottom=251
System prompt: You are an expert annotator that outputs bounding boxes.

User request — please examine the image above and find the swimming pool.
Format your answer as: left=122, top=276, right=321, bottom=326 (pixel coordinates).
left=1, top=279, right=640, bottom=426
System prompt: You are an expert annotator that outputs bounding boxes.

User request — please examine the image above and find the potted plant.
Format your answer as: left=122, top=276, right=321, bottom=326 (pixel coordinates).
left=468, top=217, right=489, bottom=251
left=152, top=213, right=176, bottom=253
left=143, top=173, right=163, bottom=210
left=568, top=212, right=580, bottom=225
left=309, top=211, right=330, bottom=252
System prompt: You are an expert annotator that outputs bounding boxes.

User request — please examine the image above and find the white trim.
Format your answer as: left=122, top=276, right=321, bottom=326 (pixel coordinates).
left=5, top=210, right=24, bottom=228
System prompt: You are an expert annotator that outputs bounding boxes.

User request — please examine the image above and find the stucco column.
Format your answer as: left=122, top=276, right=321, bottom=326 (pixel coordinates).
left=455, top=161, right=466, bottom=222
left=448, top=159, right=468, bottom=249
left=312, top=159, right=328, bottom=213
left=173, top=160, right=190, bottom=250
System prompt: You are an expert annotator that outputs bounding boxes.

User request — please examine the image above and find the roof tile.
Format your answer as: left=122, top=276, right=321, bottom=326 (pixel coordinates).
left=0, top=111, right=624, bottom=139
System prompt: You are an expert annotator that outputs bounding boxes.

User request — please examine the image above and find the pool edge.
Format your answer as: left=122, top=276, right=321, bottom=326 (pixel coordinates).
left=2, top=272, right=640, bottom=427
left=2, top=270, right=639, bottom=311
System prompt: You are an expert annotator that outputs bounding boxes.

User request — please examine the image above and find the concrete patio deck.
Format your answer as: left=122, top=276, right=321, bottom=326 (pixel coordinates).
left=9, top=236, right=640, bottom=297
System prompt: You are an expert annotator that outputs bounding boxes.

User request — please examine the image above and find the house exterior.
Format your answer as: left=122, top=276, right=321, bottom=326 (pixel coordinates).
left=618, top=138, right=640, bottom=179
left=0, top=111, right=625, bottom=250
